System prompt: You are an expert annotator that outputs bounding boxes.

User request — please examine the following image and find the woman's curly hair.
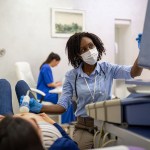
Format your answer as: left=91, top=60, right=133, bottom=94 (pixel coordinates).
left=66, top=32, right=106, bottom=68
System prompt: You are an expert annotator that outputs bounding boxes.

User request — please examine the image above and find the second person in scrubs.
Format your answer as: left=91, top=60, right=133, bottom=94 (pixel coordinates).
left=37, top=52, right=62, bottom=104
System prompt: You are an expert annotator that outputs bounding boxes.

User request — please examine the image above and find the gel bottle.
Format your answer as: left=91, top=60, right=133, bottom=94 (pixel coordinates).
left=19, top=95, right=30, bottom=113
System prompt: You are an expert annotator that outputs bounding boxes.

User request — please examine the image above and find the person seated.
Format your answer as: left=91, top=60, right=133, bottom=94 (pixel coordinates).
left=0, top=79, right=79, bottom=150
left=37, top=52, right=62, bottom=104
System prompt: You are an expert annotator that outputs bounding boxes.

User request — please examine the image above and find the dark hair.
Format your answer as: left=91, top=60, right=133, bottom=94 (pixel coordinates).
left=0, top=116, right=44, bottom=150
left=65, top=32, right=106, bottom=68
left=40, top=52, right=61, bottom=69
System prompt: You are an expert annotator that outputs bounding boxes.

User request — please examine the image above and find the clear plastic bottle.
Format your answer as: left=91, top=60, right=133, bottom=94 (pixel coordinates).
left=19, top=95, right=30, bottom=113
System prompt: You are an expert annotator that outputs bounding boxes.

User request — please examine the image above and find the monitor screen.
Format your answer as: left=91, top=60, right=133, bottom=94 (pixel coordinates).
left=138, top=0, right=150, bottom=69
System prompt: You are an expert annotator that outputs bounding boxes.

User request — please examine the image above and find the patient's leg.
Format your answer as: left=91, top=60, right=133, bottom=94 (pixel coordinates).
left=0, top=79, right=13, bottom=115
left=15, top=80, right=35, bottom=104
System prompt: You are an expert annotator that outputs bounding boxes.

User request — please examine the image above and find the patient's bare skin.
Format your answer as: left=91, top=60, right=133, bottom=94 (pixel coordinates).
left=14, top=113, right=46, bottom=122
left=14, top=113, right=56, bottom=124
left=0, top=115, right=4, bottom=121
left=1, top=113, right=56, bottom=124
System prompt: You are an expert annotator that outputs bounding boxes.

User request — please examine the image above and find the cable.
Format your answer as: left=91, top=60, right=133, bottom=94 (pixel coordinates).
left=101, top=131, right=117, bottom=147
left=94, top=122, right=117, bottom=148
left=93, top=122, right=105, bottom=148
left=97, top=121, right=105, bottom=147
left=102, top=132, right=110, bottom=145
left=26, top=90, right=30, bottom=96
left=28, top=90, right=39, bottom=101
left=102, top=139, right=117, bottom=147
left=93, top=130, right=100, bottom=147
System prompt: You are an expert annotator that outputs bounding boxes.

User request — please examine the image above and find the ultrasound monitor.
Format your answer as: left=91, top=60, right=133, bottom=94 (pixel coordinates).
left=138, top=0, right=150, bottom=69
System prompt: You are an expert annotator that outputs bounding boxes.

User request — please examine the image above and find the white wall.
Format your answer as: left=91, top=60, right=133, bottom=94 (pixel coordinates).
left=0, top=0, right=148, bottom=113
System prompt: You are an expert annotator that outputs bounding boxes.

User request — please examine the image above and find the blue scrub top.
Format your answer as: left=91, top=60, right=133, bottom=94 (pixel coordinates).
left=37, top=64, right=54, bottom=99
left=57, top=61, right=133, bottom=117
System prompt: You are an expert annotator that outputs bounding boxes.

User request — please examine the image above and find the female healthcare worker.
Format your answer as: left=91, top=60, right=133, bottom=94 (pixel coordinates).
left=37, top=52, right=75, bottom=124
left=28, top=32, right=143, bottom=150
left=37, top=52, right=62, bottom=104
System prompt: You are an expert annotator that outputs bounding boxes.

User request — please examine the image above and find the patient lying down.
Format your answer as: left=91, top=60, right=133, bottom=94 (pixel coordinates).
left=0, top=113, right=79, bottom=150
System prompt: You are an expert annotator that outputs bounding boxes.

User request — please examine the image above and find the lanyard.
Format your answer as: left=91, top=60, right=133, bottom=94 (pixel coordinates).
left=84, top=75, right=97, bottom=102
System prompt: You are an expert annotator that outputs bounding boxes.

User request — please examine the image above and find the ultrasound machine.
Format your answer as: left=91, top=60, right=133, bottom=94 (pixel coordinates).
left=86, top=1, right=150, bottom=149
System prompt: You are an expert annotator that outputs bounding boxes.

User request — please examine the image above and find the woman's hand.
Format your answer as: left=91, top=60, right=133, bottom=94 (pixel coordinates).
left=0, top=115, right=4, bottom=121
left=55, top=81, right=62, bottom=87
left=48, top=81, right=62, bottom=88
left=39, top=113, right=56, bottom=124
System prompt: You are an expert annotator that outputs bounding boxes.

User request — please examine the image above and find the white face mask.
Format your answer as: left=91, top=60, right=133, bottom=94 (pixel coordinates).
left=81, top=47, right=98, bottom=65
